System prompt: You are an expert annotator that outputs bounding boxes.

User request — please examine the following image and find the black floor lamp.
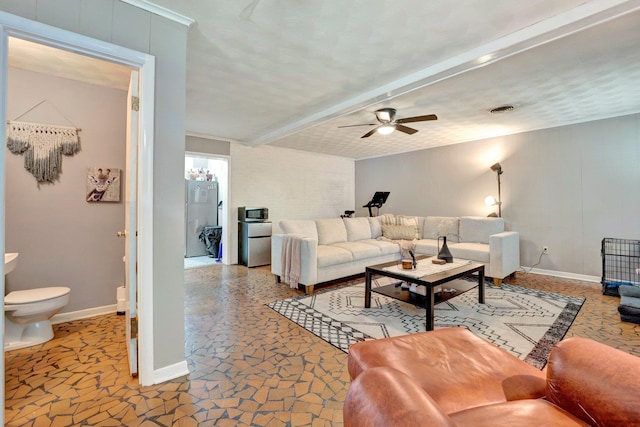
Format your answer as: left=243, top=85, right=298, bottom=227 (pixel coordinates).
left=485, top=163, right=503, bottom=217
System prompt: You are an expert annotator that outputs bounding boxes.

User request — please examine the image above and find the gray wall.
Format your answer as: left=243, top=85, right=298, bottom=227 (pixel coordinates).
left=0, top=0, right=189, bottom=371
left=5, top=68, right=126, bottom=313
left=186, top=135, right=230, bottom=156
left=355, top=113, right=640, bottom=279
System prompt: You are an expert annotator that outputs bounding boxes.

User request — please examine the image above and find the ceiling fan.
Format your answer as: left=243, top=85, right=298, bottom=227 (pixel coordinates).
left=338, top=108, right=438, bottom=138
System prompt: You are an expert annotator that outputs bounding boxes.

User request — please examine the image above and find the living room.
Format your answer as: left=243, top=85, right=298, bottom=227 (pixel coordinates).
left=3, top=1, right=640, bottom=424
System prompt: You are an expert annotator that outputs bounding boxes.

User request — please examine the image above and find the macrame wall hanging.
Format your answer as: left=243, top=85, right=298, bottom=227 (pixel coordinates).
left=6, top=100, right=81, bottom=183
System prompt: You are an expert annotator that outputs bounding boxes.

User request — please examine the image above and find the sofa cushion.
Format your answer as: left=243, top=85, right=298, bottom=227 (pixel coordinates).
left=345, top=368, right=581, bottom=427
left=459, top=216, right=504, bottom=244
left=316, top=245, right=353, bottom=267
left=279, top=219, right=318, bottom=241
left=382, top=225, right=418, bottom=240
left=368, top=217, right=383, bottom=238
left=344, top=367, right=457, bottom=427
left=396, top=215, right=421, bottom=239
left=423, top=216, right=459, bottom=243
left=332, top=242, right=381, bottom=261
left=449, top=400, right=590, bottom=427
left=343, top=217, right=372, bottom=241
left=359, top=239, right=401, bottom=256
left=348, top=327, right=546, bottom=415
left=545, top=336, right=640, bottom=426
left=316, top=218, right=348, bottom=245
left=450, top=242, right=490, bottom=263
left=415, top=239, right=439, bottom=256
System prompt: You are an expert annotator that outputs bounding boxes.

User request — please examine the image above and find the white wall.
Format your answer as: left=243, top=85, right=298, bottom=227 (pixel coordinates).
left=185, top=139, right=355, bottom=265
left=355, top=114, right=640, bottom=279
left=230, top=144, right=355, bottom=263
left=5, top=68, right=126, bottom=313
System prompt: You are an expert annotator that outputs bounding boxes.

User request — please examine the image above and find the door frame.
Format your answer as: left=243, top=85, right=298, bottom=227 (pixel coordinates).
left=0, top=12, right=156, bottom=387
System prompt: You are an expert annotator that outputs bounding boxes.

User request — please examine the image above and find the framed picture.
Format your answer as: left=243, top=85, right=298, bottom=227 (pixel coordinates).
left=86, top=167, right=121, bottom=202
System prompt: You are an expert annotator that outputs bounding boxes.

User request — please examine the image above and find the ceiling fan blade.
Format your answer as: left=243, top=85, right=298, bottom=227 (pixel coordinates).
left=337, top=123, right=377, bottom=128
left=361, top=127, right=379, bottom=138
left=396, top=114, right=438, bottom=124
left=395, top=124, right=418, bottom=135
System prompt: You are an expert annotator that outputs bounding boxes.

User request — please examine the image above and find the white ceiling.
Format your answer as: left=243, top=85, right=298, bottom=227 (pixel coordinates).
left=8, top=1, right=640, bottom=160
left=8, top=37, right=132, bottom=92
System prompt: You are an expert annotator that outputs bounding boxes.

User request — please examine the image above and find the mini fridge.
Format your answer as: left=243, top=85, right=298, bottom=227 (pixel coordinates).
left=185, top=180, right=218, bottom=257
left=238, top=221, right=272, bottom=267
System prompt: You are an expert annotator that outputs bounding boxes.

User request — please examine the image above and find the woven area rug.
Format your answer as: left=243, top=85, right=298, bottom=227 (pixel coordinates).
left=267, top=278, right=584, bottom=369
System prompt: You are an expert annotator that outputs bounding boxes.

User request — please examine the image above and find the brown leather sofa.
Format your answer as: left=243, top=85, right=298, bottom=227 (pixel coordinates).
left=344, top=327, right=640, bottom=426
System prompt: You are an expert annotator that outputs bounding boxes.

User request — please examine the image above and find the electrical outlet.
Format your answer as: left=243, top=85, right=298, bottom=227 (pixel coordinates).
left=543, top=246, right=550, bottom=255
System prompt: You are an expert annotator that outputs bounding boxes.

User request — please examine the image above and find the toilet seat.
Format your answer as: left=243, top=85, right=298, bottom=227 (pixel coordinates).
left=5, top=287, right=71, bottom=305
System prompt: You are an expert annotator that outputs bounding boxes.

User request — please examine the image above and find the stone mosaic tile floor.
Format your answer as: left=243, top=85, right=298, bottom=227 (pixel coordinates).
left=5, top=266, right=640, bottom=426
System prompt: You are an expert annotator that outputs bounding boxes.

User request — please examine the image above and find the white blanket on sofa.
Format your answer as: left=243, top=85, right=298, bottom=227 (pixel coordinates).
left=377, top=236, right=417, bottom=253
left=281, top=234, right=303, bottom=289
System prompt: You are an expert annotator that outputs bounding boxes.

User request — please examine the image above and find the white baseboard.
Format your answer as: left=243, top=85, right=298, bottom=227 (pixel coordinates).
left=523, top=267, right=600, bottom=283
left=51, top=304, right=118, bottom=325
left=153, top=360, right=189, bottom=384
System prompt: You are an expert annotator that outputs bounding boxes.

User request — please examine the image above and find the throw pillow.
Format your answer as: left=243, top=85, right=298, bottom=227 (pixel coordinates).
left=379, top=213, right=396, bottom=226
left=396, top=215, right=420, bottom=239
left=382, top=224, right=418, bottom=241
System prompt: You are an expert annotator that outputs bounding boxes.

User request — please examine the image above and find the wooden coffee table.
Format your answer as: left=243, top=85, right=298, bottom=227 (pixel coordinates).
left=364, top=256, right=485, bottom=331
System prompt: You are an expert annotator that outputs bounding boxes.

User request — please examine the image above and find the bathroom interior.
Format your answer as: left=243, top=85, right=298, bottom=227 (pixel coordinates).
left=4, top=37, right=132, bottom=351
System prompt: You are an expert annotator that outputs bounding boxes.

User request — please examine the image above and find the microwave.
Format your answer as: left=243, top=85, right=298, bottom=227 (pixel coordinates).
left=238, top=207, right=269, bottom=222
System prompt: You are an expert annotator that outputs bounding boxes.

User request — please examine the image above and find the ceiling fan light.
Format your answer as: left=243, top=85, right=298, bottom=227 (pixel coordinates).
left=377, top=111, right=391, bottom=122
left=377, top=125, right=395, bottom=135
left=375, top=108, right=396, bottom=123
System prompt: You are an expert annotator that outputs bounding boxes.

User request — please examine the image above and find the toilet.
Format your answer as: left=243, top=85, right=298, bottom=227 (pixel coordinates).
left=4, top=287, right=71, bottom=351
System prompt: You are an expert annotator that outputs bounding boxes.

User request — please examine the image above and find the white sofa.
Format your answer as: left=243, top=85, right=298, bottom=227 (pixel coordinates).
left=271, top=214, right=520, bottom=294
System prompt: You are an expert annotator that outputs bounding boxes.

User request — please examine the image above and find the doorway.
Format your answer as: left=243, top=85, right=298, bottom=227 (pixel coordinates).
left=184, top=153, right=229, bottom=268
left=0, top=15, right=156, bottom=396
left=4, top=36, right=133, bottom=320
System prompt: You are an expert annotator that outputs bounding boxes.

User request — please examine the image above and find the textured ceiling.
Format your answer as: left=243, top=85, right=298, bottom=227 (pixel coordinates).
left=8, top=1, right=640, bottom=160
left=151, top=0, right=640, bottom=159
left=271, top=7, right=640, bottom=159
left=172, top=0, right=584, bottom=141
